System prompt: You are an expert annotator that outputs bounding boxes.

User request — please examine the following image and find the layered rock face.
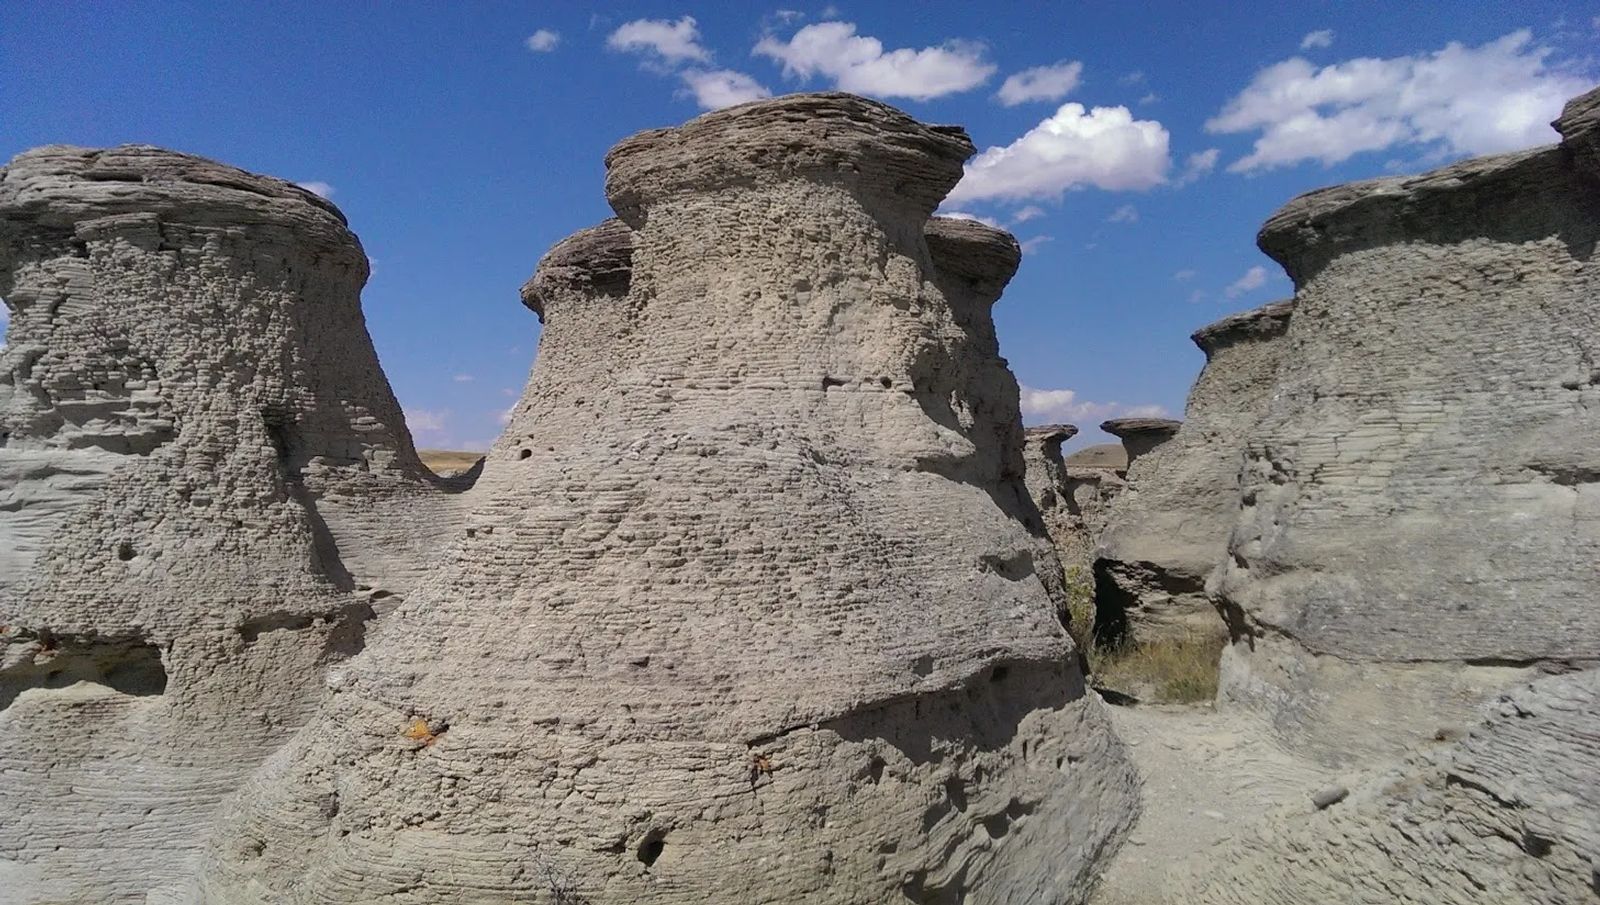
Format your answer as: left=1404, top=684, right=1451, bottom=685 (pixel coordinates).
left=1022, top=424, right=1126, bottom=574
left=1092, top=302, right=1292, bottom=645
left=0, top=146, right=463, bottom=902
left=199, top=94, right=1135, bottom=904
left=1210, top=88, right=1600, bottom=764
left=1183, top=668, right=1600, bottom=905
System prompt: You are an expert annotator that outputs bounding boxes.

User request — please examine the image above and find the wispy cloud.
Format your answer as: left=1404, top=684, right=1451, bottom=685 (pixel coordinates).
left=1106, top=204, right=1138, bottom=224
left=1299, top=29, right=1334, bottom=50
left=1173, top=148, right=1219, bottom=186
left=607, top=15, right=710, bottom=64
left=296, top=181, right=334, bottom=198
left=1224, top=265, right=1269, bottom=298
left=754, top=21, right=995, bottom=100
left=525, top=29, right=560, bottom=52
left=1209, top=30, right=1588, bottom=172
left=996, top=60, right=1083, bottom=106
left=1019, top=385, right=1167, bottom=425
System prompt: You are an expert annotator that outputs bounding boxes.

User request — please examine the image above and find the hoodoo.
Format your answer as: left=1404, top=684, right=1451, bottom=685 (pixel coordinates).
left=0, top=145, right=464, bottom=903
left=198, top=94, right=1137, bottom=904
left=1092, top=300, right=1293, bottom=645
left=1209, top=86, right=1600, bottom=765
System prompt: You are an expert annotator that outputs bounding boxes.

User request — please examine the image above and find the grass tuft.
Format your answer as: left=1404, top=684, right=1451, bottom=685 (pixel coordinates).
left=1063, top=565, right=1224, bottom=704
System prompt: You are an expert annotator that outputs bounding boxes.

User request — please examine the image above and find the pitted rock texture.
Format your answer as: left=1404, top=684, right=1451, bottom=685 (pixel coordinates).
left=1177, top=668, right=1600, bottom=905
left=0, top=145, right=467, bottom=903
left=199, top=93, right=1136, bottom=905
left=1210, top=86, right=1600, bottom=763
left=1022, top=425, right=1127, bottom=575
left=1092, top=301, right=1292, bottom=645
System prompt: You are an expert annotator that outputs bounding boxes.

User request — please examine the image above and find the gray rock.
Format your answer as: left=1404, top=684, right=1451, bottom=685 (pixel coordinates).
left=0, top=145, right=468, bottom=903
left=197, top=93, right=1137, bottom=904
left=1310, top=784, right=1348, bottom=810
left=1092, top=301, right=1292, bottom=645
left=1181, top=669, right=1600, bottom=904
left=1100, top=417, right=1181, bottom=469
left=1022, top=424, right=1129, bottom=574
left=1210, top=86, right=1600, bottom=764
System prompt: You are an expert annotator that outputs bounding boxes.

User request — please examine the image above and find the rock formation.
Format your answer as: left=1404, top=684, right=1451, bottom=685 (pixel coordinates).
left=0, top=145, right=466, bottom=903
left=1180, top=668, right=1600, bottom=904
left=1022, top=424, right=1126, bottom=574
left=1209, top=86, right=1600, bottom=765
left=1099, top=417, right=1180, bottom=469
left=1092, top=302, right=1292, bottom=645
left=197, top=93, right=1136, bottom=905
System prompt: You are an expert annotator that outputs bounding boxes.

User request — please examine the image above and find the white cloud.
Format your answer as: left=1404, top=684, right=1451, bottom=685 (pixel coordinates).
left=753, top=21, right=995, bottom=100
left=945, top=102, right=1171, bottom=204
left=1107, top=204, right=1138, bottom=223
left=680, top=68, right=771, bottom=109
left=452, top=374, right=475, bottom=383
left=1188, top=289, right=1207, bottom=304
left=1300, top=29, right=1335, bottom=50
left=1019, top=235, right=1054, bottom=254
left=1174, top=269, right=1197, bottom=281
left=1208, top=30, right=1590, bottom=172
left=497, top=405, right=515, bottom=426
left=1139, top=92, right=1160, bottom=105
left=1119, top=71, right=1146, bottom=86
left=1174, top=147, right=1219, bottom=185
left=940, top=210, right=1003, bottom=228
left=405, top=408, right=450, bottom=442
left=1019, top=385, right=1167, bottom=425
left=1011, top=205, right=1046, bottom=224
left=296, top=181, right=334, bottom=198
left=607, top=16, right=710, bottom=64
left=525, top=29, right=561, bottom=52
left=996, top=60, right=1083, bottom=106
left=1224, top=265, right=1269, bottom=298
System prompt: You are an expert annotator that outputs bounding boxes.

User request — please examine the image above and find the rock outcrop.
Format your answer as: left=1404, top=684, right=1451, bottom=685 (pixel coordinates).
left=198, top=94, right=1136, bottom=904
left=0, top=146, right=467, bottom=902
left=1099, top=417, right=1180, bottom=469
left=1022, top=424, right=1126, bottom=574
left=1092, top=302, right=1292, bottom=645
left=1209, top=86, right=1600, bottom=765
left=1180, top=668, right=1600, bottom=904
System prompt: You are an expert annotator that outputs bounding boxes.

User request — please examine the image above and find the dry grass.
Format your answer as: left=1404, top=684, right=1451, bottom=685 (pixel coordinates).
left=418, top=448, right=485, bottom=475
left=1062, top=565, right=1223, bottom=704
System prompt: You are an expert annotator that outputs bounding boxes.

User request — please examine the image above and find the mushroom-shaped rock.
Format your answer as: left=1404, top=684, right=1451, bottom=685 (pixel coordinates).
left=0, top=145, right=464, bottom=903
left=1091, top=300, right=1293, bottom=646
left=1210, top=85, right=1600, bottom=767
left=199, top=94, right=1136, bottom=904
left=1553, top=85, right=1600, bottom=180
left=1100, top=417, right=1182, bottom=468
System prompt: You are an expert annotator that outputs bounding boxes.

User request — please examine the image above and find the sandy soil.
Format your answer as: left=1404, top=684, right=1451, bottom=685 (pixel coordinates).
left=1089, top=701, right=1337, bottom=904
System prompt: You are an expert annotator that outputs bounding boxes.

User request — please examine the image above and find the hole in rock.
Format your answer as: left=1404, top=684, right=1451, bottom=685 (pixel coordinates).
left=0, top=635, right=167, bottom=709
left=115, top=541, right=135, bottom=561
left=518, top=448, right=532, bottom=460
left=637, top=831, right=666, bottom=867
left=868, top=756, right=887, bottom=783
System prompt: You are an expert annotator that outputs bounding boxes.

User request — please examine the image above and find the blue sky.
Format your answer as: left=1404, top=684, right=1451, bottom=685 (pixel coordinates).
left=3, top=2, right=1595, bottom=451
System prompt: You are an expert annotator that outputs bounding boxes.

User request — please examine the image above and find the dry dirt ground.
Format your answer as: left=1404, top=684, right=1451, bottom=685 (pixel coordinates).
left=1064, top=443, right=1127, bottom=469
left=1089, top=701, right=1338, bottom=904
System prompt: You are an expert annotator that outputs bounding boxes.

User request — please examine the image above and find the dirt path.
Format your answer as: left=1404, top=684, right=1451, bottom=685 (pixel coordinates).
left=1089, top=701, right=1338, bottom=904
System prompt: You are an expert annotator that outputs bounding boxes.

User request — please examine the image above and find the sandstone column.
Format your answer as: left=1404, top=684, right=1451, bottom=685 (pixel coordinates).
left=199, top=93, right=1136, bottom=905
left=0, top=145, right=462, bottom=903
left=1210, top=87, right=1600, bottom=765
left=1092, top=301, right=1292, bottom=645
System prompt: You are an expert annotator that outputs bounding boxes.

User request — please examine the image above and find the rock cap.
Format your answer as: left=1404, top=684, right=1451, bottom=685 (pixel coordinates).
left=0, top=145, right=359, bottom=262
left=518, top=217, right=634, bottom=321
left=925, top=216, right=1023, bottom=294
left=1100, top=417, right=1182, bottom=440
left=604, top=92, right=975, bottom=223
left=1191, top=299, right=1295, bottom=355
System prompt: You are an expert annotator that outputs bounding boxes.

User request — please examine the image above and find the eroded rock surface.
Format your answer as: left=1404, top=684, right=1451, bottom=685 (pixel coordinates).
left=1092, top=302, right=1292, bottom=645
left=1210, top=87, right=1600, bottom=764
left=0, top=145, right=466, bottom=903
left=1179, top=668, right=1600, bottom=905
left=198, top=93, right=1136, bottom=905
left=1022, top=424, right=1126, bottom=575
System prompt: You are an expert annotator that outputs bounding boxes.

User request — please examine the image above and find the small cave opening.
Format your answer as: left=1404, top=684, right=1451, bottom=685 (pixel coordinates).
left=0, top=635, right=167, bottom=710
left=636, top=830, right=667, bottom=868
